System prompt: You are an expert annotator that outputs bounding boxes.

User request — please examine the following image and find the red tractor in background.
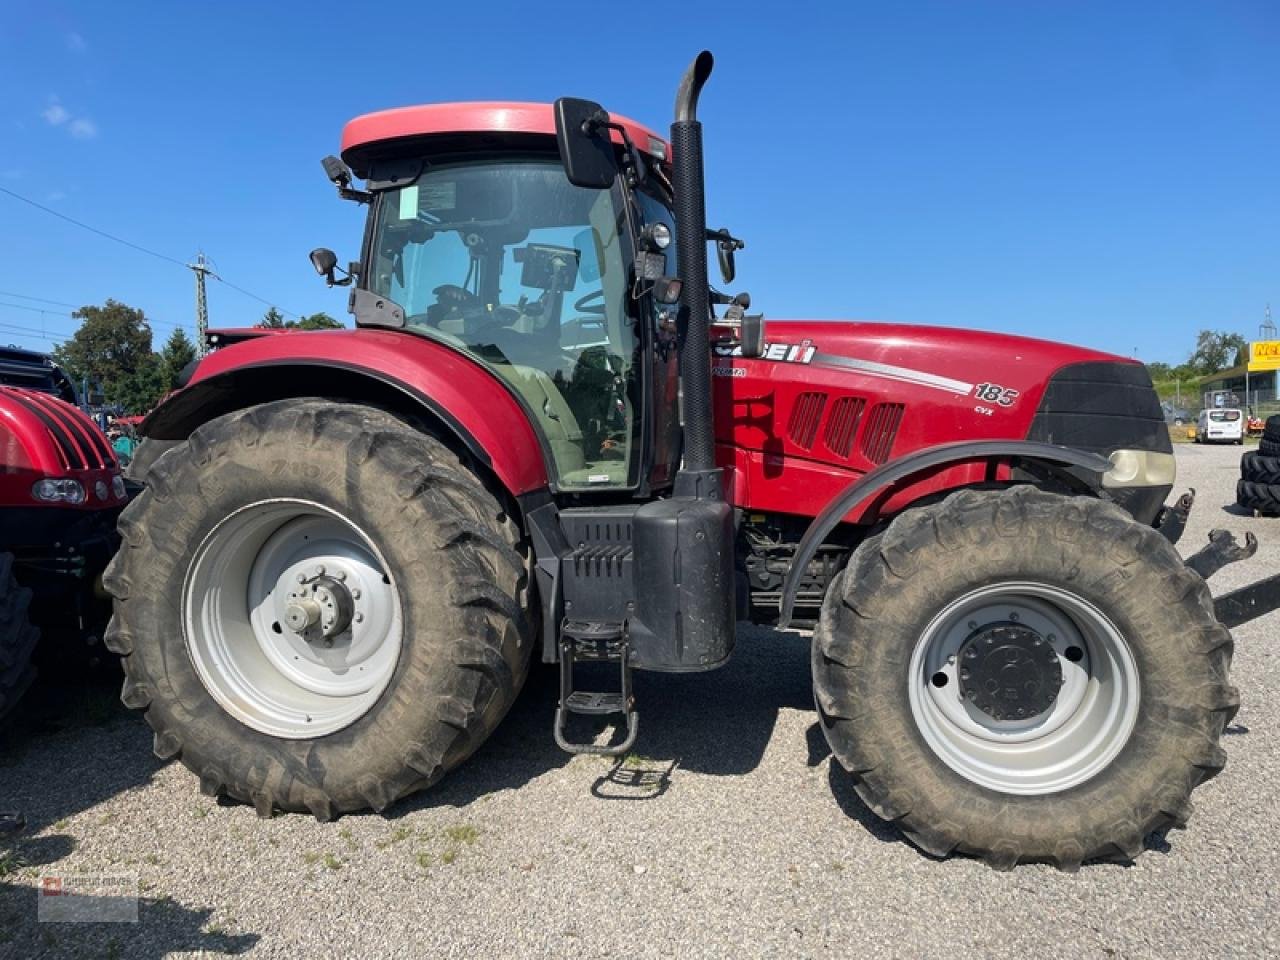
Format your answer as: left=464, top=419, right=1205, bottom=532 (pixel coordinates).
left=109, top=53, right=1277, bottom=869
left=0, top=354, right=129, bottom=720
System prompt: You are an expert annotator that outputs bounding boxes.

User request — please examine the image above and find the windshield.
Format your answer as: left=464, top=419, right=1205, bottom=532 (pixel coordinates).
left=369, top=157, right=638, bottom=490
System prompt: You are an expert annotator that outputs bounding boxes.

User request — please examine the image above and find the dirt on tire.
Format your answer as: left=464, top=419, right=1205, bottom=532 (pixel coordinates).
left=812, top=486, right=1237, bottom=870
left=0, top=552, right=39, bottom=722
left=103, top=399, right=535, bottom=819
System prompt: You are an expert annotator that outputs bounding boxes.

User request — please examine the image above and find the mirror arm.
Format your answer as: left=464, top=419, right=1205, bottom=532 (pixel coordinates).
left=583, top=116, right=647, bottom=186
left=337, top=185, right=373, bottom=204
left=706, top=227, right=745, bottom=252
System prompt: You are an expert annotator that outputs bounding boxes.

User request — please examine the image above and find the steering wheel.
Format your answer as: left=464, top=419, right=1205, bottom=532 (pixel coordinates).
left=573, top=289, right=606, bottom=315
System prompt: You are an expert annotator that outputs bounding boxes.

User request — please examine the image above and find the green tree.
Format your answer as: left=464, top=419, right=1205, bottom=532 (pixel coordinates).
left=159, top=328, right=198, bottom=390
left=113, top=353, right=168, bottom=414
left=1188, top=329, right=1248, bottom=375
left=1145, top=361, right=1172, bottom=381
left=50, top=300, right=153, bottom=403
left=292, top=312, right=343, bottom=331
left=258, top=307, right=286, bottom=329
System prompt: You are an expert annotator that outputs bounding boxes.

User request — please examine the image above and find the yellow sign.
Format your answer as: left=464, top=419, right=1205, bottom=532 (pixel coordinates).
left=1249, top=341, right=1280, bottom=372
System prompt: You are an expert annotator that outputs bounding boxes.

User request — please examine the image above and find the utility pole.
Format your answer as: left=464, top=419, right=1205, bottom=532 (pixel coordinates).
left=187, top=251, right=213, bottom=357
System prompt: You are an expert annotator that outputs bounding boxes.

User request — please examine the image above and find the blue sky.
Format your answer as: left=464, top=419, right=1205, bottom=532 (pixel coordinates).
left=0, top=1, right=1274, bottom=364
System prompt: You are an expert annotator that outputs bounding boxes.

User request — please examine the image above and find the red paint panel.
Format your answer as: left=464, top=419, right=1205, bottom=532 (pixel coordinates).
left=0, top=387, right=125, bottom=510
left=715, top=318, right=1134, bottom=522
left=341, top=102, right=668, bottom=164
left=184, top=330, right=549, bottom=496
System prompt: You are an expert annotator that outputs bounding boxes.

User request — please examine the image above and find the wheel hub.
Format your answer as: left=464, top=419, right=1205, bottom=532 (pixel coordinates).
left=285, top=573, right=354, bottom=643
left=958, top=622, right=1063, bottom=722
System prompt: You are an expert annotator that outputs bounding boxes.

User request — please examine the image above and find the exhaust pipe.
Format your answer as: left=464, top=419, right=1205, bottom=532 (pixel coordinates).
left=671, top=51, right=716, bottom=480
left=627, top=51, right=736, bottom=672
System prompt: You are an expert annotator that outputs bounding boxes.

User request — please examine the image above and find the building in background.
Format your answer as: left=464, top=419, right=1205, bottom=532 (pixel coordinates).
left=1200, top=340, right=1280, bottom=410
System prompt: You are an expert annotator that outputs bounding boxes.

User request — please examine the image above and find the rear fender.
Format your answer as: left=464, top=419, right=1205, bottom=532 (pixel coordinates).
left=777, top=440, right=1113, bottom=627
left=142, top=331, right=550, bottom=498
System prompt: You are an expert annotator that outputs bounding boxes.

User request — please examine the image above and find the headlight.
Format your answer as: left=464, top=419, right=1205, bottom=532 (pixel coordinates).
left=1102, top=450, right=1176, bottom=488
left=32, top=478, right=87, bottom=504
left=111, top=475, right=127, bottom=499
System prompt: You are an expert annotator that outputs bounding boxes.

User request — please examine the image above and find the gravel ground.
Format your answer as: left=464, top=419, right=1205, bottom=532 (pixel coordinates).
left=1, top=441, right=1278, bottom=959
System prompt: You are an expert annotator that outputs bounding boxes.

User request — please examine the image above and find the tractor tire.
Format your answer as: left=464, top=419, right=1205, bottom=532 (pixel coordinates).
left=1264, top=414, right=1280, bottom=441
left=1240, top=451, right=1280, bottom=486
left=1236, top=479, right=1280, bottom=516
left=122, top=437, right=180, bottom=484
left=103, top=399, right=534, bottom=819
left=1260, top=436, right=1280, bottom=458
left=812, top=486, right=1237, bottom=870
left=0, top=553, right=39, bottom=723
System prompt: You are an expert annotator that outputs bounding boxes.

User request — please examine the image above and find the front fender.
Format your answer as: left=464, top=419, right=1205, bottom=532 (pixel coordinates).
left=142, top=329, right=549, bottom=497
left=777, top=440, right=1113, bottom=627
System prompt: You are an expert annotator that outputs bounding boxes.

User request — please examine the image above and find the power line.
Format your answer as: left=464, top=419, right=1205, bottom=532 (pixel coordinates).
left=0, top=299, right=74, bottom=317
left=0, top=185, right=299, bottom=318
left=0, top=185, right=187, bottom=268
left=0, top=297, right=186, bottom=331
left=0, top=290, right=80, bottom=309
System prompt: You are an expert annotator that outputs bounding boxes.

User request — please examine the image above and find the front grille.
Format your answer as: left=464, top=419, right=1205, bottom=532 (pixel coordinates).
left=1027, top=362, right=1171, bottom=455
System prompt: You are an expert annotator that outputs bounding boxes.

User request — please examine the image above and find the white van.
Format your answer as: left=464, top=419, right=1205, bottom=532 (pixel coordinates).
left=1196, top=408, right=1244, bottom=444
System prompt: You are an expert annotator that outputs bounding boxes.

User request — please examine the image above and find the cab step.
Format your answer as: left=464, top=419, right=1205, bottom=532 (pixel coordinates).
left=553, top=620, right=639, bottom=756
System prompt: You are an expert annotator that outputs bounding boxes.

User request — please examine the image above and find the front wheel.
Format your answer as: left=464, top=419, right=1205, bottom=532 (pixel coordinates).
left=104, top=399, right=533, bottom=818
left=813, top=487, right=1238, bottom=869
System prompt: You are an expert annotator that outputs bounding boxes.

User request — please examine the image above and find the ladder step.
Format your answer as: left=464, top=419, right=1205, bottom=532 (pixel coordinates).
left=565, top=691, right=625, bottom=716
left=554, top=623, right=638, bottom=755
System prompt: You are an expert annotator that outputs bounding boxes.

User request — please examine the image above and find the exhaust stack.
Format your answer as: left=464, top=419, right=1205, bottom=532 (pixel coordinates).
left=670, top=51, right=717, bottom=481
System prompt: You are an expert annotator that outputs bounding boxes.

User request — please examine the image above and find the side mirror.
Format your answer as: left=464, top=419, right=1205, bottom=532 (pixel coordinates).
left=309, top=248, right=339, bottom=285
left=554, top=98, right=618, bottom=189
left=709, top=228, right=745, bottom=285
left=716, top=243, right=736, bottom=285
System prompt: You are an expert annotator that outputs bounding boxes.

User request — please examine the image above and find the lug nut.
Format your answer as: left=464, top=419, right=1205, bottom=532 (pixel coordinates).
left=296, top=573, right=307, bottom=583
left=314, top=564, right=326, bottom=577
left=354, top=612, right=364, bottom=623
left=1009, top=612, right=1020, bottom=622
left=967, top=621, right=978, bottom=630
left=351, top=588, right=361, bottom=599
left=335, top=570, right=346, bottom=581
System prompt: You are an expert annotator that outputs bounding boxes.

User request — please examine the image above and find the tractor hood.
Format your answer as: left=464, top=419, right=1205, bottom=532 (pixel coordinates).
left=713, top=316, right=1165, bottom=480
left=754, top=318, right=1129, bottom=395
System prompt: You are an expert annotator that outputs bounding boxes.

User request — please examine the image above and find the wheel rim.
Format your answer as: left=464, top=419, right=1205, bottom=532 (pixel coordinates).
left=907, top=582, right=1140, bottom=795
left=184, top=499, right=403, bottom=739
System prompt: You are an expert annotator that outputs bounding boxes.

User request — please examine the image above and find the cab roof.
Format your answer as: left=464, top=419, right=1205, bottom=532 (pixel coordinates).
left=340, top=101, right=669, bottom=176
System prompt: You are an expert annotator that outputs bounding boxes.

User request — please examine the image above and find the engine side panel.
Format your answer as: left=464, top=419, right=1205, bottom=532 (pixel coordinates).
left=714, top=319, right=1147, bottom=521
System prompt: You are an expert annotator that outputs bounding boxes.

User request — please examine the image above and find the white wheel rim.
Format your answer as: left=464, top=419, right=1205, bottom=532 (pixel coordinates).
left=184, top=499, right=403, bottom=739
left=907, top=582, right=1140, bottom=795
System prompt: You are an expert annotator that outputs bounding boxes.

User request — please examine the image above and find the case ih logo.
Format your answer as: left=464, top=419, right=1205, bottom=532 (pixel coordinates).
left=713, top=340, right=815, bottom=363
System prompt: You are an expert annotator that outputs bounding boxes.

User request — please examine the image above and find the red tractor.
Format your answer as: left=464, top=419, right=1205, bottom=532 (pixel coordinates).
left=108, top=53, right=1276, bottom=869
left=0, top=354, right=129, bottom=720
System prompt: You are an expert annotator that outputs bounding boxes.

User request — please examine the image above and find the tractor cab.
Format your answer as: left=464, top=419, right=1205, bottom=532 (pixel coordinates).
left=330, top=105, right=688, bottom=495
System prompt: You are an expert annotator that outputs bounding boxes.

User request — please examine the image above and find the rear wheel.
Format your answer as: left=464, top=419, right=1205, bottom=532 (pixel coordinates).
left=104, top=399, right=534, bottom=818
left=0, top=553, right=38, bottom=723
left=813, top=487, right=1237, bottom=869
